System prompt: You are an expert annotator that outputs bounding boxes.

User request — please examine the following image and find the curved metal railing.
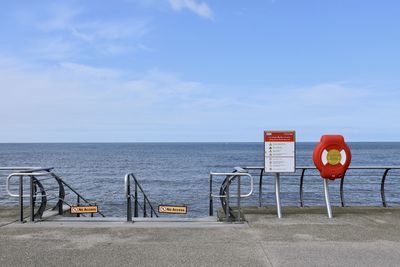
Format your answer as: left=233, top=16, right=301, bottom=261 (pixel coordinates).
left=209, top=167, right=254, bottom=222
left=244, top=166, right=400, bottom=208
left=3, top=167, right=105, bottom=222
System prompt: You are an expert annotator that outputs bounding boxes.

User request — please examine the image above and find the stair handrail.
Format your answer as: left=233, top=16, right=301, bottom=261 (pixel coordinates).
left=47, top=172, right=102, bottom=208
left=125, top=173, right=159, bottom=222
left=209, top=167, right=254, bottom=222
left=3, top=167, right=105, bottom=222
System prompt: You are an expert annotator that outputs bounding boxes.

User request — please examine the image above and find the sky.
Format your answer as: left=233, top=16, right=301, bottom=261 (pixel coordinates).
left=0, top=0, right=399, bottom=142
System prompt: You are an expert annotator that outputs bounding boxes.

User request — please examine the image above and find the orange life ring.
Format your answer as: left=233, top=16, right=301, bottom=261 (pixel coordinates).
left=313, top=135, right=352, bottom=180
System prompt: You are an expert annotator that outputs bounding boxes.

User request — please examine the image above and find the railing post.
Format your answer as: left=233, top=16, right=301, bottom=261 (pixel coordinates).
left=237, top=176, right=241, bottom=222
left=134, top=182, right=139, bottom=218
left=126, top=176, right=132, bottom=222
left=209, top=173, right=213, bottom=216
left=143, top=195, right=147, bottom=217
left=340, top=172, right=346, bottom=207
left=19, top=175, right=24, bottom=223
left=33, top=181, right=37, bottom=210
left=299, top=168, right=306, bottom=207
left=30, top=176, right=34, bottom=222
left=275, top=173, right=282, bottom=219
left=259, top=169, right=263, bottom=208
left=323, top=179, right=333, bottom=218
left=225, top=182, right=230, bottom=223
left=58, top=178, right=64, bottom=215
left=381, top=169, right=390, bottom=207
left=76, top=195, right=80, bottom=217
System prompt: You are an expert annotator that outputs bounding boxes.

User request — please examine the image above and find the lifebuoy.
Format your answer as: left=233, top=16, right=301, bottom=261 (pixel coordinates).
left=313, top=135, right=352, bottom=179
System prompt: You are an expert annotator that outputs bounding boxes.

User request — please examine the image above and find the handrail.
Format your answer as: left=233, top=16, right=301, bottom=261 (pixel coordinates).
left=5, top=172, right=50, bottom=222
left=246, top=166, right=400, bottom=169
left=125, top=173, right=159, bottom=222
left=47, top=172, right=100, bottom=210
left=243, top=166, right=400, bottom=208
left=210, top=172, right=253, bottom=198
left=209, top=168, right=254, bottom=222
left=6, top=172, right=55, bottom=197
left=0, top=167, right=49, bottom=171
left=3, top=167, right=105, bottom=222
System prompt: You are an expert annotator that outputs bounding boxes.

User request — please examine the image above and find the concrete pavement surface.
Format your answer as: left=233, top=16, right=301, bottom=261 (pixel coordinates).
left=1, top=206, right=400, bottom=266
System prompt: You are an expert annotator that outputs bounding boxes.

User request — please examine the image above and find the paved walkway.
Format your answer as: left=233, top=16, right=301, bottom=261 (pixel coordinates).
left=1, top=206, right=400, bottom=266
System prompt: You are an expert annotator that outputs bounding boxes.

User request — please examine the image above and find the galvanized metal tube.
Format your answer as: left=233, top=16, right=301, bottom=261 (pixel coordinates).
left=323, top=179, right=333, bottom=219
left=210, top=172, right=254, bottom=198
left=19, top=175, right=23, bottom=223
left=226, top=185, right=230, bottom=223
left=30, top=176, right=34, bottom=222
left=275, top=173, right=282, bottom=219
left=7, top=172, right=54, bottom=197
left=126, top=175, right=132, bottom=222
left=209, top=174, right=213, bottom=216
left=237, top=176, right=241, bottom=222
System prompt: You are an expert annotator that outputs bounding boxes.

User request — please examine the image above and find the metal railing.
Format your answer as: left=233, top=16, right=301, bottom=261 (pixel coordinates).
left=125, top=173, right=159, bottom=222
left=48, top=171, right=105, bottom=218
left=244, top=166, right=400, bottom=218
left=209, top=167, right=254, bottom=222
left=3, top=167, right=105, bottom=222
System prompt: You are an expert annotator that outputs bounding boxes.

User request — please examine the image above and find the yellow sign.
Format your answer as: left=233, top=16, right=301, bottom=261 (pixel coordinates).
left=158, top=205, right=187, bottom=214
left=70, top=205, right=98, bottom=214
left=327, top=149, right=342, bottom=165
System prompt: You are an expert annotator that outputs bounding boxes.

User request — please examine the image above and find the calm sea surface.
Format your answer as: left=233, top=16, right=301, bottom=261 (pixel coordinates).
left=1, top=143, right=400, bottom=217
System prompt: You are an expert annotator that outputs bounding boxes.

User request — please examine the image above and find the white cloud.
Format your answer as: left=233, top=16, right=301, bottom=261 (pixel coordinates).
left=0, top=57, right=215, bottom=142
left=296, top=83, right=369, bottom=106
left=0, top=55, right=399, bottom=142
left=28, top=36, right=79, bottom=60
left=73, top=20, right=150, bottom=41
left=37, top=5, right=81, bottom=32
left=169, top=0, right=213, bottom=19
left=40, top=11, right=150, bottom=42
left=29, top=4, right=151, bottom=58
left=59, top=62, right=121, bottom=79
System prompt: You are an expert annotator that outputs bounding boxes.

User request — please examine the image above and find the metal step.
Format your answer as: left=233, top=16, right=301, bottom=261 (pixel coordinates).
left=40, top=205, right=70, bottom=220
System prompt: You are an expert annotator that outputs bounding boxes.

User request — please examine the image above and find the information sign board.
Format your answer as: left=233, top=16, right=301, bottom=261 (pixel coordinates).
left=264, top=131, right=296, bottom=173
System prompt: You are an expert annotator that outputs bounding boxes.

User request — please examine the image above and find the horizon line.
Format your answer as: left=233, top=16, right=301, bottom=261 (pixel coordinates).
left=1, top=141, right=400, bottom=144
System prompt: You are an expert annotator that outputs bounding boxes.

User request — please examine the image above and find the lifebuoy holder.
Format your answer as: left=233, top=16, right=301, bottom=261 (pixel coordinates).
left=313, top=135, right=352, bottom=218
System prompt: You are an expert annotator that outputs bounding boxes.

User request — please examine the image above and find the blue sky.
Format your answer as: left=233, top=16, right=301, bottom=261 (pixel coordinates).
left=0, top=0, right=399, bottom=142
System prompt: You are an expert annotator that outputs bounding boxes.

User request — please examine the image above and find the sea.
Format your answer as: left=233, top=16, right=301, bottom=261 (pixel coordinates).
left=1, top=142, right=400, bottom=218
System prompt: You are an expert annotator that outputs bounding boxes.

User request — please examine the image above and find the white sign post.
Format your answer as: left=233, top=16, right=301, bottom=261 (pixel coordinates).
left=264, top=131, right=296, bottom=218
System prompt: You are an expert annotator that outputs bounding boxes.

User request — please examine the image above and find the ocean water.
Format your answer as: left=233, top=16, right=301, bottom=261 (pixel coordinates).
left=1, top=142, right=400, bottom=218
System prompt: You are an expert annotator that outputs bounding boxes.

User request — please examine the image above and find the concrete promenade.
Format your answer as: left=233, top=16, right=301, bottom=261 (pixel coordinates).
left=1, top=206, right=400, bottom=266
